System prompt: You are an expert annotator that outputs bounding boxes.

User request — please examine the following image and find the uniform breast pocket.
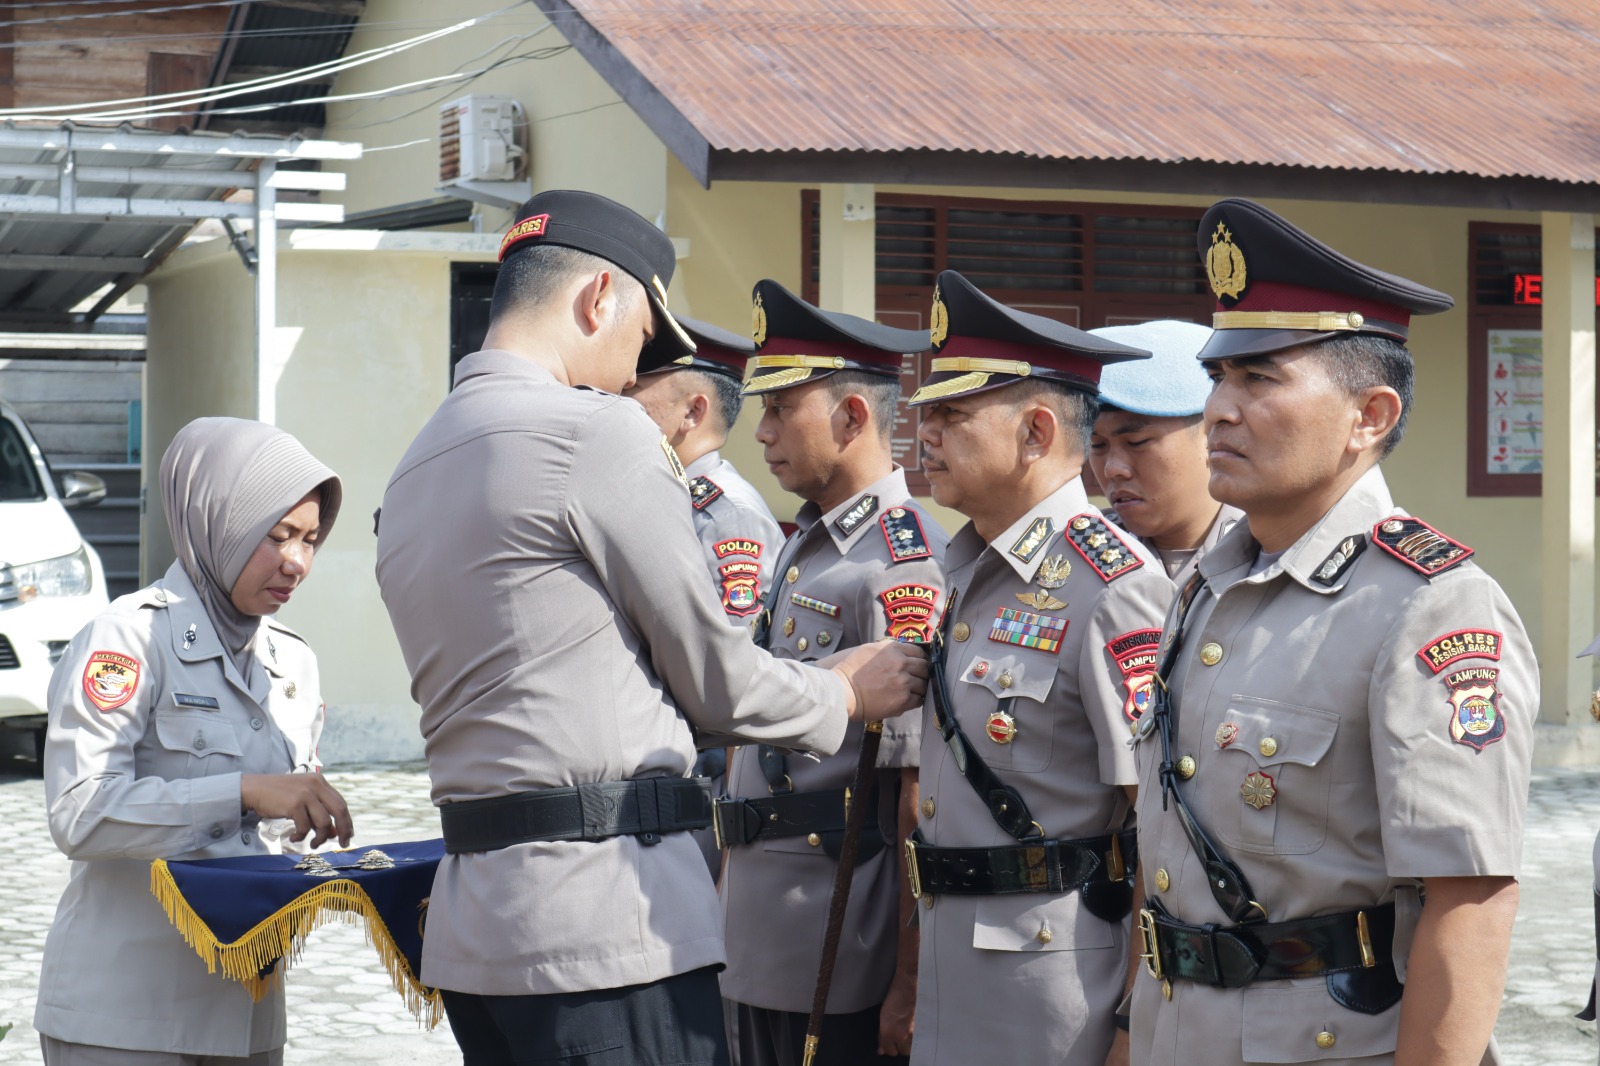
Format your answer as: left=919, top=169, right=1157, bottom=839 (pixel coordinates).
left=958, top=652, right=1056, bottom=774
left=1211, top=697, right=1339, bottom=856
left=155, top=711, right=245, bottom=768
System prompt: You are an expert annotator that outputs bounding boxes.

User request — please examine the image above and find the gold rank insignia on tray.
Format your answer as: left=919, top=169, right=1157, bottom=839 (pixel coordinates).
left=1063, top=513, right=1144, bottom=582
left=1371, top=516, right=1473, bottom=577
left=1009, top=517, right=1054, bottom=564
left=1206, top=221, right=1248, bottom=301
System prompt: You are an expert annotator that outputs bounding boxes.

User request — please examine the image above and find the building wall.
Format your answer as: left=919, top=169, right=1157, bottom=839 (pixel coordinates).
left=322, top=0, right=668, bottom=233
left=665, top=161, right=1567, bottom=667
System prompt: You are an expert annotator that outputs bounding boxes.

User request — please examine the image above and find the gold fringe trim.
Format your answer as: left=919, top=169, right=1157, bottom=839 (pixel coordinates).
left=150, top=859, right=443, bottom=1029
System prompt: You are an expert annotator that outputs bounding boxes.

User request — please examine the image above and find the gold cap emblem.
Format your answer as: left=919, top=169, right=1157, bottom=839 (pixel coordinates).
left=930, top=284, right=949, bottom=348
left=1206, top=222, right=1247, bottom=301
left=752, top=291, right=768, bottom=346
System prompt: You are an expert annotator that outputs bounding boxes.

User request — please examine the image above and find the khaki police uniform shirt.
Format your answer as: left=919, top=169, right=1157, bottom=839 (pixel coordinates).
left=35, top=562, right=322, bottom=1056
left=720, top=468, right=948, bottom=1015
left=1122, top=503, right=1245, bottom=588
left=374, top=350, right=848, bottom=997
left=1130, top=467, right=1535, bottom=1066
left=912, top=477, right=1174, bottom=1066
left=685, top=450, right=783, bottom=621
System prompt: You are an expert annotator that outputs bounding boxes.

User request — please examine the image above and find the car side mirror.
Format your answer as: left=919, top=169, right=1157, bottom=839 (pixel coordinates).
left=60, top=470, right=106, bottom=509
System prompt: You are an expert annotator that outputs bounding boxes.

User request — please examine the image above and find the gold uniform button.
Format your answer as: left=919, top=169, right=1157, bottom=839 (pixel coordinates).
left=1176, top=755, right=1196, bottom=779
left=998, top=670, right=1014, bottom=690
left=1315, top=1032, right=1336, bottom=1050
left=1035, top=925, right=1053, bottom=945
left=921, top=797, right=935, bottom=819
left=953, top=621, right=971, bottom=643
left=797, top=637, right=809, bottom=653
left=1258, top=737, right=1279, bottom=758
left=1199, top=642, right=1223, bottom=666
left=922, top=894, right=935, bottom=910
left=806, top=833, right=821, bottom=847
left=1154, top=868, right=1170, bottom=891
left=786, top=566, right=800, bottom=584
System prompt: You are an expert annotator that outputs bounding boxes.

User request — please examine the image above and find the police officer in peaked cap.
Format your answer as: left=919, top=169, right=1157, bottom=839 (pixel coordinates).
left=375, top=190, right=930, bottom=1066
left=905, top=270, right=1174, bottom=1065
left=1129, top=199, right=1534, bottom=1066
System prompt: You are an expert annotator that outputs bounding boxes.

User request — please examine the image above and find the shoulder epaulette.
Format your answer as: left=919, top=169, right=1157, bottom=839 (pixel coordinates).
left=688, top=476, right=723, bottom=511
left=1372, top=516, right=1473, bottom=577
left=879, top=506, right=933, bottom=563
left=1064, top=512, right=1144, bottom=582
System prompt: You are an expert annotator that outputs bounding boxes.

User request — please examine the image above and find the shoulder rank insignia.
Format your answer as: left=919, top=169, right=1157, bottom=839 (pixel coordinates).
left=834, top=493, right=880, bottom=538
left=688, top=476, right=723, bottom=511
left=1310, top=534, right=1367, bottom=586
left=1064, top=513, right=1144, bottom=582
left=1009, top=517, right=1054, bottom=564
left=1372, top=517, right=1472, bottom=577
left=880, top=506, right=932, bottom=563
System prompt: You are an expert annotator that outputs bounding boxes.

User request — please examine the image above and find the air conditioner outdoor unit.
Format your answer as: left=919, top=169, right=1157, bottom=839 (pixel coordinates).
left=438, top=94, right=531, bottom=210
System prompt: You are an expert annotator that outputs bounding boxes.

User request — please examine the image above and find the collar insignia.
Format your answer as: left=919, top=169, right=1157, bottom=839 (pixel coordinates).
left=1009, top=517, right=1054, bottom=564
left=1310, top=534, right=1367, bottom=586
left=834, top=493, right=880, bottom=538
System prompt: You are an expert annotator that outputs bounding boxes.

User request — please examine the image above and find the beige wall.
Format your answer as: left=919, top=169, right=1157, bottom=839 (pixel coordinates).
left=666, top=162, right=1579, bottom=685
left=322, top=0, right=667, bottom=233
left=144, top=232, right=498, bottom=763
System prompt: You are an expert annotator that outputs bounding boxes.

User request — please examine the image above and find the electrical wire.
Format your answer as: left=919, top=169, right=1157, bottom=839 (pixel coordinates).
left=0, top=1, right=534, bottom=119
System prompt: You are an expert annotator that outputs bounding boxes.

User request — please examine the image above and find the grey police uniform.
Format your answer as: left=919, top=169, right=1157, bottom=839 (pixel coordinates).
left=909, top=477, right=1173, bottom=1065
left=1108, top=503, right=1245, bottom=588
left=1129, top=468, right=1534, bottom=1065
left=685, top=448, right=783, bottom=880
left=719, top=468, right=947, bottom=1023
left=35, top=563, right=322, bottom=1057
left=374, top=349, right=849, bottom=998
left=686, top=450, right=783, bottom=624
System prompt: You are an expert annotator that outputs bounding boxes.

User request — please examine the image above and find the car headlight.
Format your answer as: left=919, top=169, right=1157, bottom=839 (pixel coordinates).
left=2, top=546, right=93, bottom=603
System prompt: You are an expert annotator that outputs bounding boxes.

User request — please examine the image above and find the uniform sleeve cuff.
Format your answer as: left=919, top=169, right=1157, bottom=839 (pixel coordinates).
left=189, top=771, right=244, bottom=845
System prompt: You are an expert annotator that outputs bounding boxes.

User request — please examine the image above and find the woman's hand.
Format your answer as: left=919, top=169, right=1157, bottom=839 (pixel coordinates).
left=241, top=773, right=353, bottom=849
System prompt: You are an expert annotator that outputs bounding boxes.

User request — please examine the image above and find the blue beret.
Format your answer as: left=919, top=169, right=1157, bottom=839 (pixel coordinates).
left=1090, top=321, right=1216, bottom=417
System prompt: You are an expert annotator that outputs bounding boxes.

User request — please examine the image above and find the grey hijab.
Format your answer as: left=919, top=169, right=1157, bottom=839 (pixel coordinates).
left=159, top=418, right=342, bottom=675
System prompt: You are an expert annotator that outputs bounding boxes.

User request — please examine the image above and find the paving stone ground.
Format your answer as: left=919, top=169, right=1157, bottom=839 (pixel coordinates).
left=0, top=759, right=1592, bottom=1064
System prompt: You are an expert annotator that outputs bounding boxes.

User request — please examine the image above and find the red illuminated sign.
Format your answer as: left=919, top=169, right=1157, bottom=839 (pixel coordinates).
left=1512, top=274, right=1600, bottom=306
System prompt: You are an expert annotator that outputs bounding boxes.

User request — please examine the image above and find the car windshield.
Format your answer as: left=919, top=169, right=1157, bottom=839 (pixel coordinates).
left=0, top=418, right=45, bottom=502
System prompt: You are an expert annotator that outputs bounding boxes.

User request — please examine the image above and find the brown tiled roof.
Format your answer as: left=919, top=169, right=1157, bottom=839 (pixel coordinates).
left=556, top=0, right=1600, bottom=194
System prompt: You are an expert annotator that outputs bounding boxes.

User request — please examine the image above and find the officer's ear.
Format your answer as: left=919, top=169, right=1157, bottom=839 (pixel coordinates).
left=1018, top=398, right=1060, bottom=468
left=682, top=390, right=711, bottom=433
left=1348, top=385, right=1402, bottom=457
left=574, top=269, right=617, bottom=336
left=836, top=392, right=872, bottom=444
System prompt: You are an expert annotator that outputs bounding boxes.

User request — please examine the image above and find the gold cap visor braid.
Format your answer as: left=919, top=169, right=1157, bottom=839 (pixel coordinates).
left=741, top=354, right=850, bottom=395
left=908, top=357, right=1032, bottom=406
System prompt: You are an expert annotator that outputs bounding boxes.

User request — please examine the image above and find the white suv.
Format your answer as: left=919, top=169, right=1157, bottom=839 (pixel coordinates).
left=0, top=401, right=110, bottom=752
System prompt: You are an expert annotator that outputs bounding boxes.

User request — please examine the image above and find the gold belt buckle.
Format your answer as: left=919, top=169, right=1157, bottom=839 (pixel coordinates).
left=904, top=836, right=923, bottom=900
left=710, top=798, right=727, bottom=852
left=1137, top=908, right=1164, bottom=981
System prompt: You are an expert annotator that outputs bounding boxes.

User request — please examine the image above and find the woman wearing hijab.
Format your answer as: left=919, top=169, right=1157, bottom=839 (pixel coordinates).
left=34, top=417, right=354, bottom=1066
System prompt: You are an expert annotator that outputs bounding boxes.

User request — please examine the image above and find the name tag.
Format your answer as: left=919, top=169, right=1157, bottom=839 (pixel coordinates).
left=171, top=693, right=220, bottom=711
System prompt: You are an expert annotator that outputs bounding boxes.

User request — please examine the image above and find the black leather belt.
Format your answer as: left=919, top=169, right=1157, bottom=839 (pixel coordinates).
left=440, top=778, right=714, bottom=854
left=904, top=830, right=1134, bottom=897
left=1138, top=898, right=1395, bottom=988
left=712, top=788, right=851, bottom=848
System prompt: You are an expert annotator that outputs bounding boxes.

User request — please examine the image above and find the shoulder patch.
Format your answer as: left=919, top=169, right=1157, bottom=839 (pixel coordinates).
left=660, top=438, right=688, bottom=486
left=1008, top=517, right=1054, bottom=564
left=713, top=538, right=763, bottom=560
left=879, top=506, right=933, bottom=563
left=879, top=583, right=940, bottom=643
left=1372, top=517, right=1472, bottom=577
left=83, top=651, right=141, bottom=712
left=1443, top=666, right=1506, bottom=752
left=834, top=493, right=880, bottom=538
left=718, top=559, right=762, bottom=617
left=1310, top=534, right=1368, bottom=586
left=688, top=476, right=723, bottom=511
left=1108, top=629, right=1162, bottom=723
left=1064, top=513, right=1144, bottom=582
left=1417, top=629, right=1503, bottom=675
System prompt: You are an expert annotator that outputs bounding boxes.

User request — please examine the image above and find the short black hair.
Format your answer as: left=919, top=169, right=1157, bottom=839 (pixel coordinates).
left=823, top=370, right=901, bottom=442
left=490, top=243, right=642, bottom=323
left=1012, top=379, right=1098, bottom=455
left=1310, top=333, right=1414, bottom=458
left=683, top=369, right=744, bottom=434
